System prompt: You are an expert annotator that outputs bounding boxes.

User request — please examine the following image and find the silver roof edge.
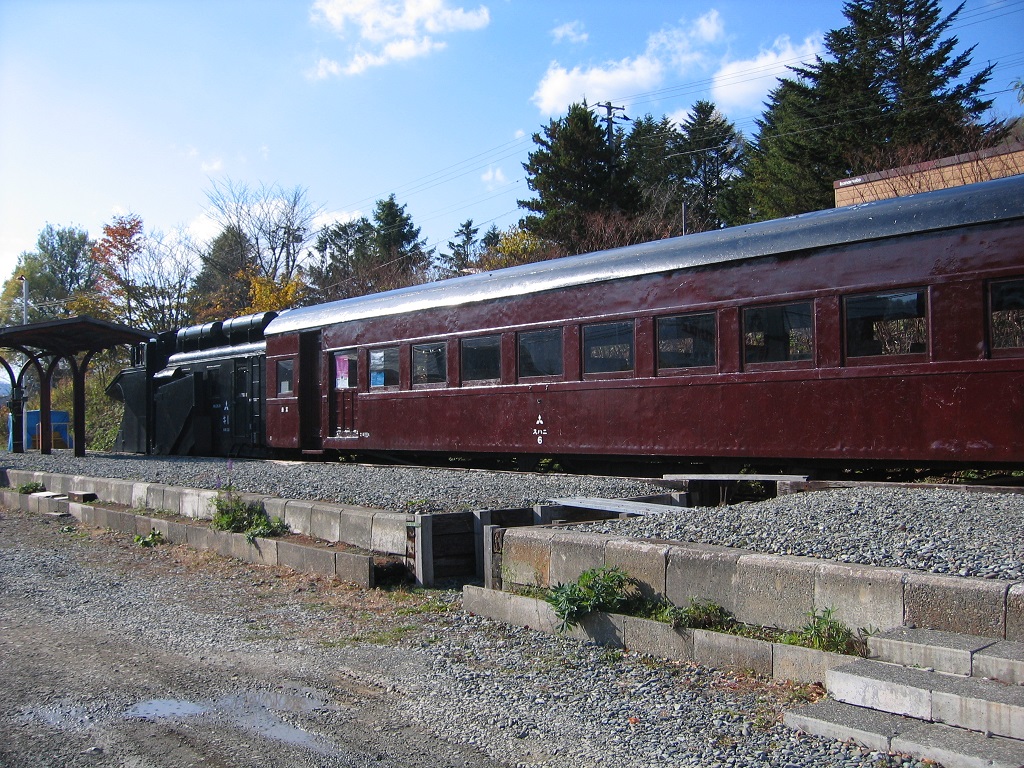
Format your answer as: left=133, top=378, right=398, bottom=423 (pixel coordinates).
left=267, top=175, right=1024, bottom=337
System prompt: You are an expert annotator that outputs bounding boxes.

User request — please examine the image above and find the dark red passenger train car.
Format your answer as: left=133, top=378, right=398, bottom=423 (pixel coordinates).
left=259, top=175, right=1024, bottom=471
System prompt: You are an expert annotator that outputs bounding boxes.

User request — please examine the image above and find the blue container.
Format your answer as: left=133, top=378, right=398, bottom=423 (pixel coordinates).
left=7, top=410, right=72, bottom=450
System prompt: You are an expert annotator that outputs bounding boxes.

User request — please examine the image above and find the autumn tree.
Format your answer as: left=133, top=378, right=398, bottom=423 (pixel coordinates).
left=90, top=214, right=197, bottom=331
left=202, top=180, right=320, bottom=313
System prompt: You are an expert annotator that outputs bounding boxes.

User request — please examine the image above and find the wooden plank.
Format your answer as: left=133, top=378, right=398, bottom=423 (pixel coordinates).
left=662, top=473, right=810, bottom=483
left=548, top=497, right=680, bottom=516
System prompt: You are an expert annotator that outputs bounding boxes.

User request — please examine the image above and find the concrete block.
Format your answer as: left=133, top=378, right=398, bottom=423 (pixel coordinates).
left=135, top=514, right=155, bottom=537
left=283, top=501, right=313, bottom=535
left=185, top=524, right=216, bottom=552
left=772, top=643, right=849, bottom=684
left=261, top=497, right=288, bottom=525
left=734, top=554, right=816, bottom=631
left=338, top=509, right=374, bottom=550
left=335, top=551, right=374, bottom=587
left=146, top=484, right=172, bottom=513
left=66, top=501, right=90, bottom=522
left=784, top=698, right=911, bottom=752
left=868, top=627, right=997, bottom=676
left=568, top=611, right=624, bottom=647
left=605, top=539, right=668, bottom=601
left=903, top=571, right=1008, bottom=639
left=893, top=722, right=1024, bottom=768
left=231, top=534, right=278, bottom=566
left=692, top=629, right=772, bottom=676
left=1007, top=583, right=1024, bottom=642
left=370, top=513, right=410, bottom=556
left=973, top=640, right=1024, bottom=685
left=164, top=520, right=188, bottom=545
left=309, top=505, right=341, bottom=542
left=86, top=506, right=108, bottom=529
left=212, top=529, right=235, bottom=558
left=179, top=489, right=218, bottom=520
left=815, top=562, right=906, bottom=634
left=109, top=509, right=137, bottom=534
left=277, top=540, right=336, bottom=577
left=131, top=483, right=150, bottom=510
left=501, top=528, right=554, bottom=588
left=622, top=616, right=693, bottom=660
left=146, top=517, right=170, bottom=540
left=930, top=672, right=1024, bottom=739
left=665, top=543, right=742, bottom=615
left=548, top=531, right=607, bottom=587
left=826, top=659, right=933, bottom=719
left=103, top=479, right=134, bottom=506
left=461, top=585, right=559, bottom=634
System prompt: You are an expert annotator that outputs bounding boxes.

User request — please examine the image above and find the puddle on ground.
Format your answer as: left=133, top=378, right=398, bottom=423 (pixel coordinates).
left=125, top=689, right=337, bottom=755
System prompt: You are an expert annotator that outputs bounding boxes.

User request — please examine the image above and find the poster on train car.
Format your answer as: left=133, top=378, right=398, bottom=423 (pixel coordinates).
left=335, top=355, right=349, bottom=389
left=370, top=350, right=385, bottom=387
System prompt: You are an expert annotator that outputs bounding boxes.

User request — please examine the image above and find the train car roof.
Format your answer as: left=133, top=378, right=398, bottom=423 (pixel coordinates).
left=267, top=174, right=1024, bottom=337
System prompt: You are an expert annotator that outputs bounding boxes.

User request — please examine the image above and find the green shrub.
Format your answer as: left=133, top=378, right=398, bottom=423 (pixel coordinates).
left=782, top=607, right=859, bottom=654
left=17, top=481, right=46, bottom=494
left=211, top=485, right=288, bottom=543
left=545, top=566, right=637, bottom=632
left=134, top=529, right=165, bottom=547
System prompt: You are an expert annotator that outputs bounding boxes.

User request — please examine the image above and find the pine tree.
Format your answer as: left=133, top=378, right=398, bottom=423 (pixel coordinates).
left=370, top=195, right=433, bottom=289
left=677, top=101, right=745, bottom=232
left=519, top=102, right=623, bottom=255
left=746, top=0, right=999, bottom=218
left=438, top=219, right=480, bottom=278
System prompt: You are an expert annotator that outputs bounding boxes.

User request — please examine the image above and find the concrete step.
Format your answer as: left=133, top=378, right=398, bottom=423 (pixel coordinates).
left=827, top=658, right=1024, bottom=740
left=869, top=628, right=1024, bottom=685
left=786, top=699, right=1024, bottom=768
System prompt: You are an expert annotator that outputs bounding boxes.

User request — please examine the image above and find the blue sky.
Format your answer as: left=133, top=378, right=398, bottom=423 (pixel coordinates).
left=1, top=0, right=1021, bottom=287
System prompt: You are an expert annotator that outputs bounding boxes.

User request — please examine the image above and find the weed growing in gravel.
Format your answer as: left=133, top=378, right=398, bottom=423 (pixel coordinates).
left=133, top=529, right=165, bottom=547
left=782, top=607, right=862, bottom=655
left=211, top=484, right=288, bottom=544
left=546, top=566, right=637, bottom=632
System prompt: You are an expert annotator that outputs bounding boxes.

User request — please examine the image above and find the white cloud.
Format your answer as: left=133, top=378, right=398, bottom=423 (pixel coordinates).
left=307, top=56, right=343, bottom=80
left=711, top=34, right=822, bottom=113
left=200, top=158, right=224, bottom=173
left=311, top=0, right=489, bottom=75
left=552, top=20, right=587, bottom=45
left=313, top=209, right=362, bottom=230
left=532, top=55, right=663, bottom=116
left=481, top=166, right=506, bottom=190
left=531, top=11, right=724, bottom=117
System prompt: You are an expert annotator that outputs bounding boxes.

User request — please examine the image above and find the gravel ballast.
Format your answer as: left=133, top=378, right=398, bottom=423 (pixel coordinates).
left=3, top=451, right=1023, bottom=580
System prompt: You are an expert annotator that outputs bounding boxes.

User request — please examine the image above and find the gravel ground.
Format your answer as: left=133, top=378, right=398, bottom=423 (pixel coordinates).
left=1, top=504, right=936, bottom=768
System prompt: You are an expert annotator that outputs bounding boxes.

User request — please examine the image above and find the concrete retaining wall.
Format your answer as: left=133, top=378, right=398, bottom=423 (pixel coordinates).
left=496, top=527, right=1024, bottom=641
left=0, top=485, right=374, bottom=587
left=463, top=585, right=848, bottom=684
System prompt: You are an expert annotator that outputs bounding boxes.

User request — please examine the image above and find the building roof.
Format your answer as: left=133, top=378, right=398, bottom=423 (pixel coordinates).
left=0, top=316, right=151, bottom=358
left=267, top=174, right=1024, bottom=337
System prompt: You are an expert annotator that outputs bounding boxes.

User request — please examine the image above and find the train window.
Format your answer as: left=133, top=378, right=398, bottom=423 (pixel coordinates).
left=276, top=359, right=294, bottom=395
left=412, top=342, right=447, bottom=386
left=369, top=347, right=399, bottom=388
left=845, top=290, right=927, bottom=357
left=518, top=328, right=563, bottom=378
left=990, top=279, right=1024, bottom=349
left=333, top=351, right=358, bottom=389
left=583, top=321, right=634, bottom=374
left=743, top=302, right=813, bottom=364
left=461, top=335, right=501, bottom=383
left=657, top=313, right=716, bottom=370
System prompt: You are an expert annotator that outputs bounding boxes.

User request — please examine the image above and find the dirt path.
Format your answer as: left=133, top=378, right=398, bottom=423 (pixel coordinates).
left=0, top=506, right=505, bottom=768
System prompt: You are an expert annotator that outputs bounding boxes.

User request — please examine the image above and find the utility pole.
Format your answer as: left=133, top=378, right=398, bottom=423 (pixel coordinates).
left=594, top=102, right=628, bottom=208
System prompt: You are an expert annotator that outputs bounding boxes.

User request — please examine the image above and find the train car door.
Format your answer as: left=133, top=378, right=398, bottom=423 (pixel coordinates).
left=299, top=331, right=323, bottom=449
left=331, top=349, right=358, bottom=436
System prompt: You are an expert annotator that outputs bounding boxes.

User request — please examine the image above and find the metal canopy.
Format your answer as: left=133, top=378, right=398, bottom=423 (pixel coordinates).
left=0, top=316, right=151, bottom=457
